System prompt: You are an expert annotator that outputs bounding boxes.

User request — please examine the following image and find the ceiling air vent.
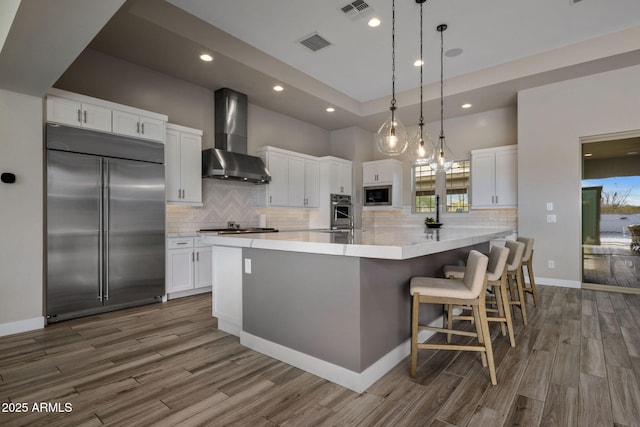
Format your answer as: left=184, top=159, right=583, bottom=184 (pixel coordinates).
left=340, top=0, right=373, bottom=21
left=570, top=0, right=585, bottom=4
left=299, top=33, right=332, bottom=52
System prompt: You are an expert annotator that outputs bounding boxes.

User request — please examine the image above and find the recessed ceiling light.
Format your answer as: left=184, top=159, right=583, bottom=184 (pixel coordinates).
left=462, top=103, right=472, bottom=109
left=413, top=59, right=424, bottom=67
left=273, top=85, right=284, bottom=92
left=326, top=107, right=335, bottom=112
left=584, top=153, right=593, bottom=157
left=445, top=48, right=463, bottom=58
left=627, top=151, right=638, bottom=155
left=368, top=17, right=381, bottom=28
left=199, top=53, right=213, bottom=62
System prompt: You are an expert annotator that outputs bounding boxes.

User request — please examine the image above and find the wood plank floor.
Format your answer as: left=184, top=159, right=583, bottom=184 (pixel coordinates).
left=1, top=286, right=640, bottom=426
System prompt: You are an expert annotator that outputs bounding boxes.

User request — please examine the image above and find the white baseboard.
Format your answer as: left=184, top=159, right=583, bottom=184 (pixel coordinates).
left=0, top=316, right=45, bottom=337
left=167, top=286, right=211, bottom=300
left=534, top=277, right=581, bottom=288
left=240, top=315, right=443, bottom=393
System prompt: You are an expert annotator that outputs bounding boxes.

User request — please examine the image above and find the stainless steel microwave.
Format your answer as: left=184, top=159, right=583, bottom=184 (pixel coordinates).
left=364, top=185, right=392, bottom=206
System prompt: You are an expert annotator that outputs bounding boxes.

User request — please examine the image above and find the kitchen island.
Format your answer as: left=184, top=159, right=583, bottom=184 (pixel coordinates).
left=200, top=226, right=511, bottom=392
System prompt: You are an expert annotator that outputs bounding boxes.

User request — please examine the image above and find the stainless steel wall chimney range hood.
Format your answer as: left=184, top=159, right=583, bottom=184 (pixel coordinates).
left=202, top=88, right=271, bottom=183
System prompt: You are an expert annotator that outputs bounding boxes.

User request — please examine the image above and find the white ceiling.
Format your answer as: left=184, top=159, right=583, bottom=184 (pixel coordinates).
left=167, top=0, right=640, bottom=102
left=53, top=0, right=640, bottom=130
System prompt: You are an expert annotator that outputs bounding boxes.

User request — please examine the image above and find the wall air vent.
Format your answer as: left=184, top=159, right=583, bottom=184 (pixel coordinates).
left=299, top=33, right=332, bottom=52
left=570, top=0, right=585, bottom=4
left=340, top=0, right=373, bottom=21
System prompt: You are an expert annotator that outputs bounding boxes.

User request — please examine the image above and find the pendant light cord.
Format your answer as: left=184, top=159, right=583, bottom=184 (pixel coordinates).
left=439, top=25, right=445, bottom=145
left=418, top=2, right=424, bottom=130
left=391, top=0, right=396, bottom=114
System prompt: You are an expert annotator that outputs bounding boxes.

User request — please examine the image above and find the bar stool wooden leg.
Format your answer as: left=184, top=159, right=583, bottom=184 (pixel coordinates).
left=411, top=293, right=419, bottom=377
left=516, top=268, right=528, bottom=325
left=471, top=306, right=488, bottom=367
left=493, top=285, right=507, bottom=337
left=524, top=256, right=539, bottom=307
left=478, top=299, right=497, bottom=385
left=446, top=304, right=454, bottom=343
left=499, top=276, right=516, bottom=347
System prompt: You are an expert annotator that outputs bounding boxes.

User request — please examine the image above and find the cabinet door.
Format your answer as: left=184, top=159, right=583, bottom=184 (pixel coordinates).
left=82, top=103, right=112, bottom=133
left=194, top=245, right=212, bottom=288
left=112, top=110, right=140, bottom=138
left=304, top=159, right=320, bottom=207
left=337, top=163, right=352, bottom=195
left=138, top=116, right=165, bottom=142
left=166, top=248, right=194, bottom=293
left=266, top=151, right=289, bottom=206
left=376, top=162, right=395, bottom=183
left=179, top=132, right=202, bottom=203
left=363, top=164, right=378, bottom=185
left=495, top=148, right=517, bottom=207
left=165, top=129, right=181, bottom=202
left=471, top=152, right=496, bottom=208
left=288, top=156, right=306, bottom=207
left=47, top=96, right=82, bottom=128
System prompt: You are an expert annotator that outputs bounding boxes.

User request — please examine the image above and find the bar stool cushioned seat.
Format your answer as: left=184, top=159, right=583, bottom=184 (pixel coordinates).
left=410, top=250, right=497, bottom=385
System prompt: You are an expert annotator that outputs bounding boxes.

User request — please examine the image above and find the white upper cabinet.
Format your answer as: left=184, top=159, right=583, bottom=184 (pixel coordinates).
left=47, top=96, right=111, bottom=133
left=363, top=159, right=398, bottom=185
left=46, top=89, right=167, bottom=143
left=323, top=158, right=352, bottom=196
left=471, top=145, right=517, bottom=209
left=113, top=110, right=165, bottom=142
left=165, top=123, right=203, bottom=205
left=257, top=147, right=319, bottom=208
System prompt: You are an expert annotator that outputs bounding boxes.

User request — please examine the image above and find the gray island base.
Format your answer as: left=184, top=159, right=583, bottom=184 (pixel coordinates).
left=201, top=227, right=511, bottom=392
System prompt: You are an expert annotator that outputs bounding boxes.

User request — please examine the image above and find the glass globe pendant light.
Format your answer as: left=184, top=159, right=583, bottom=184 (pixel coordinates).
left=376, top=0, right=408, bottom=156
left=408, top=0, right=432, bottom=165
left=428, top=24, right=455, bottom=172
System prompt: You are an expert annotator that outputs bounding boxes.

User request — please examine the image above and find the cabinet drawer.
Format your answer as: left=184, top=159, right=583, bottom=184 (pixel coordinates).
left=168, top=238, right=194, bottom=249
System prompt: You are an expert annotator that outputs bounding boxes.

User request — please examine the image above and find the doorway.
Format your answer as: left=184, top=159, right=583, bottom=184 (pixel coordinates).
left=581, top=134, right=640, bottom=292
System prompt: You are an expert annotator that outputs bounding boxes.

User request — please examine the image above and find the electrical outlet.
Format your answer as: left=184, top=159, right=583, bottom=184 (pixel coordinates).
left=547, top=214, right=557, bottom=223
left=244, top=258, right=252, bottom=274
left=548, top=260, right=555, bottom=269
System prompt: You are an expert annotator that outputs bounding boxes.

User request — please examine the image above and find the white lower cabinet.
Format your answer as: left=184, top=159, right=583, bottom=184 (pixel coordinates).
left=212, top=246, right=242, bottom=336
left=166, top=237, right=212, bottom=298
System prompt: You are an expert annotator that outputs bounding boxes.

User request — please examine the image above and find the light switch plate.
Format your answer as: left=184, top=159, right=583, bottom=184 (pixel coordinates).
left=546, top=202, right=553, bottom=211
left=244, top=258, right=252, bottom=274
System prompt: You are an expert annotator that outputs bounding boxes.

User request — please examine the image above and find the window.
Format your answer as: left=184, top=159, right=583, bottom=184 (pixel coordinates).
left=414, top=164, right=436, bottom=213
left=446, top=160, right=470, bottom=213
left=414, top=160, right=469, bottom=213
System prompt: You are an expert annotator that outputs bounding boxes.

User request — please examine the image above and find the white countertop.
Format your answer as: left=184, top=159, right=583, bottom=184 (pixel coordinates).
left=199, top=226, right=512, bottom=260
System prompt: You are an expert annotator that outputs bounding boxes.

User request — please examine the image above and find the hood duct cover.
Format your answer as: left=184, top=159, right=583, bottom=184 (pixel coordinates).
left=202, top=88, right=271, bottom=183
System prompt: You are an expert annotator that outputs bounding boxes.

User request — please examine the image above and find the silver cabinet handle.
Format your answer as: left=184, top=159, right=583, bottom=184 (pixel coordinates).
left=83, top=110, right=87, bottom=123
left=269, top=195, right=272, bottom=204
left=178, top=189, right=181, bottom=199
left=192, top=252, right=195, bottom=262
left=77, top=109, right=82, bottom=123
left=176, top=242, right=188, bottom=245
left=182, top=189, right=185, bottom=199
left=136, top=122, right=140, bottom=134
left=196, top=251, right=199, bottom=262
left=141, top=123, right=145, bottom=134
left=495, top=195, right=498, bottom=204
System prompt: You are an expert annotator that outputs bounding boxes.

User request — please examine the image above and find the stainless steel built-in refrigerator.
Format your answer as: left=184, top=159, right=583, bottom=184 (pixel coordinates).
left=46, top=124, right=165, bottom=323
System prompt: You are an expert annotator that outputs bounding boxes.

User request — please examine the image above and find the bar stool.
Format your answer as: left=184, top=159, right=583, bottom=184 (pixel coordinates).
left=505, top=240, right=527, bottom=325
left=443, top=245, right=515, bottom=347
left=517, top=237, right=539, bottom=307
left=410, top=250, right=496, bottom=385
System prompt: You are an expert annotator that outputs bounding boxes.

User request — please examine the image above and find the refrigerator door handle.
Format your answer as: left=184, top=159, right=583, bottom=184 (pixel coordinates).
left=104, top=161, right=110, bottom=301
left=98, top=159, right=104, bottom=301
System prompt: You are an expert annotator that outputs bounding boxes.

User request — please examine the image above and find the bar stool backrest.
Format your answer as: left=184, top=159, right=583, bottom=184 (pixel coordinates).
left=505, top=240, right=525, bottom=271
left=517, top=237, right=534, bottom=262
left=463, top=250, right=489, bottom=297
left=486, top=245, right=510, bottom=282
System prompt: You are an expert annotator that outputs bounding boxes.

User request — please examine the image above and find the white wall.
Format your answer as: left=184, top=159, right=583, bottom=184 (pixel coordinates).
left=518, top=64, right=640, bottom=286
left=0, top=89, right=44, bottom=334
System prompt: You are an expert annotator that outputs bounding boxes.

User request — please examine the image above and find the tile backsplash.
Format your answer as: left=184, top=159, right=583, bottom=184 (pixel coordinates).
left=167, top=180, right=311, bottom=233
left=168, top=180, right=517, bottom=234
left=362, top=207, right=517, bottom=231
